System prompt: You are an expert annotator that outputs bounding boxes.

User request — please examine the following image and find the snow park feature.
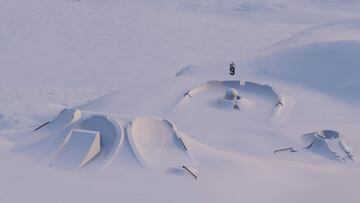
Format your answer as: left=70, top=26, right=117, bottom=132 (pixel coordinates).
left=218, top=88, right=242, bottom=110
left=34, top=108, right=82, bottom=132
left=274, top=130, right=354, bottom=163
left=5, top=112, right=125, bottom=171
left=127, top=116, right=198, bottom=177
left=176, top=80, right=294, bottom=123
left=4, top=108, right=204, bottom=177
left=1, top=1, right=360, bottom=202
left=67, top=115, right=124, bottom=170
left=302, top=130, right=354, bottom=162
left=52, top=129, right=101, bottom=169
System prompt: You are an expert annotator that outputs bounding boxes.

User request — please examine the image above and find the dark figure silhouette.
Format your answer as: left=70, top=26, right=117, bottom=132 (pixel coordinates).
left=275, top=100, right=284, bottom=107
left=184, top=90, right=192, bottom=98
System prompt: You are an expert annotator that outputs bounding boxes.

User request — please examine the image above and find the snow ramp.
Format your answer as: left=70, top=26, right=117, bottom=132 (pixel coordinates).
left=127, top=116, right=198, bottom=173
left=56, top=115, right=124, bottom=170
left=52, top=129, right=101, bottom=169
left=16, top=114, right=124, bottom=171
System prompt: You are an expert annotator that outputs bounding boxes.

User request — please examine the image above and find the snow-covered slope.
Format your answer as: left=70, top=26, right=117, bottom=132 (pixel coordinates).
left=255, top=40, right=360, bottom=102
left=1, top=0, right=360, bottom=203
left=250, top=18, right=360, bottom=103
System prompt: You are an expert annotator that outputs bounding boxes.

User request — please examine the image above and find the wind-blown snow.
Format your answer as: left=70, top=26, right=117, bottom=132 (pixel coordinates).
left=1, top=0, right=360, bottom=203
left=254, top=40, right=360, bottom=102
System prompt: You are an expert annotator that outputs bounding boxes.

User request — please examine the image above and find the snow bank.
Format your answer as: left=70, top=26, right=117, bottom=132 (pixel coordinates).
left=253, top=19, right=360, bottom=102
left=256, top=40, right=360, bottom=102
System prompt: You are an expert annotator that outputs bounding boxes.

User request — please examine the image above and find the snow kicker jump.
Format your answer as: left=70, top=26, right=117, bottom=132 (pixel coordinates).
left=11, top=111, right=124, bottom=171
left=52, top=129, right=101, bottom=169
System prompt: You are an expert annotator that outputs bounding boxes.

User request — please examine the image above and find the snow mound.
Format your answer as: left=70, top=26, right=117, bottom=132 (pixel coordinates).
left=274, top=130, right=355, bottom=163
left=127, top=116, right=198, bottom=173
left=302, top=130, right=354, bottom=162
left=255, top=40, right=360, bottom=102
left=34, top=108, right=82, bottom=132
left=252, top=19, right=360, bottom=102
left=260, top=18, right=360, bottom=52
left=5, top=108, right=215, bottom=176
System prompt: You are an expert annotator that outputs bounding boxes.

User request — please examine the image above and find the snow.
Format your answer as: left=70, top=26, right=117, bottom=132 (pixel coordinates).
left=253, top=40, right=360, bottom=102
left=127, top=116, right=198, bottom=171
left=53, top=129, right=101, bottom=169
left=1, top=0, right=360, bottom=202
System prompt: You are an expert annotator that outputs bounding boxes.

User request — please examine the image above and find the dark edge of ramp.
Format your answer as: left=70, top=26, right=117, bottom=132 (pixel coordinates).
left=178, top=137, right=188, bottom=151
left=182, top=166, right=197, bottom=180
left=184, top=90, right=192, bottom=98
left=304, top=142, right=313, bottom=149
left=34, top=121, right=50, bottom=131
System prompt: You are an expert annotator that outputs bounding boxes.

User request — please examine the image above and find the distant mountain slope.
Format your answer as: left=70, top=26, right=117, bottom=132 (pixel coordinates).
left=250, top=19, right=360, bottom=103
left=256, top=40, right=360, bottom=102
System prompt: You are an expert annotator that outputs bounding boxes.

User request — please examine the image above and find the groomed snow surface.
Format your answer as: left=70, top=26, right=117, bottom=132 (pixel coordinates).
left=1, top=0, right=360, bottom=203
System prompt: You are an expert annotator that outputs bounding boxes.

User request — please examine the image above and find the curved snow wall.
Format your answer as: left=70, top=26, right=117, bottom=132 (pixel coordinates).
left=181, top=80, right=281, bottom=105
left=127, top=116, right=197, bottom=171
left=71, top=115, right=123, bottom=168
left=48, top=114, right=124, bottom=170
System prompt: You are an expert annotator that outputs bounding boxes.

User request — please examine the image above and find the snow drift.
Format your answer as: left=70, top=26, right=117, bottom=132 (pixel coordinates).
left=9, top=112, right=124, bottom=171
left=253, top=18, right=360, bottom=103
left=255, top=41, right=360, bottom=103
